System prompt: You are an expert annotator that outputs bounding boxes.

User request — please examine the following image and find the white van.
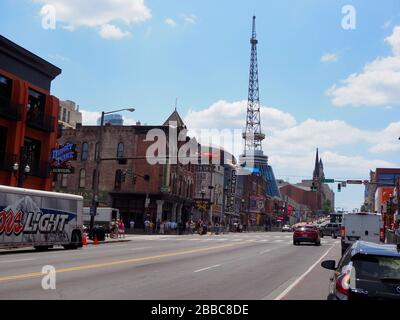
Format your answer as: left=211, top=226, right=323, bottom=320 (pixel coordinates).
left=83, top=207, right=119, bottom=229
left=0, top=185, right=83, bottom=251
left=341, top=212, right=383, bottom=254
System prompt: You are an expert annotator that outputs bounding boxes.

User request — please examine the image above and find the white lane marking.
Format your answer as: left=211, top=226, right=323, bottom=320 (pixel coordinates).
left=273, top=239, right=284, bottom=243
left=0, top=258, right=36, bottom=264
left=194, top=264, right=221, bottom=273
left=274, top=245, right=336, bottom=300
left=259, top=249, right=272, bottom=254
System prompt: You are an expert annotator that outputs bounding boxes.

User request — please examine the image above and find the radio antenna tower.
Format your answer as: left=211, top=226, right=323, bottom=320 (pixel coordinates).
left=243, top=16, right=265, bottom=152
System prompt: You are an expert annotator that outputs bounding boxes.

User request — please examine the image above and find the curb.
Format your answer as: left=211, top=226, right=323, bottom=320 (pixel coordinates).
left=85, top=239, right=132, bottom=246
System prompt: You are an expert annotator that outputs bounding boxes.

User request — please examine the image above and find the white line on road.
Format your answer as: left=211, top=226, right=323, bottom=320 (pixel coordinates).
left=0, top=258, right=36, bottom=264
left=273, top=245, right=335, bottom=300
left=259, top=249, right=272, bottom=254
left=194, top=264, right=221, bottom=273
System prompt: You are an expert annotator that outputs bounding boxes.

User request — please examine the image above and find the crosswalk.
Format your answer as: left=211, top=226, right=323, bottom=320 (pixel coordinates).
left=127, top=234, right=338, bottom=245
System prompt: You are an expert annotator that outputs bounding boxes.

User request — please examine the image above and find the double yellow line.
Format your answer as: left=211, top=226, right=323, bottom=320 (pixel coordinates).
left=0, top=242, right=242, bottom=282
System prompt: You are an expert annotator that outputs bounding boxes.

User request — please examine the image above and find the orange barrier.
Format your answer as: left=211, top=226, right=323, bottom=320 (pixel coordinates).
left=93, top=234, right=99, bottom=246
left=82, top=232, right=87, bottom=246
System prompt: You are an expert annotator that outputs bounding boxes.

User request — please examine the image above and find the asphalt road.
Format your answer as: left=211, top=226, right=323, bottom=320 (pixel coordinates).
left=0, top=232, right=340, bottom=300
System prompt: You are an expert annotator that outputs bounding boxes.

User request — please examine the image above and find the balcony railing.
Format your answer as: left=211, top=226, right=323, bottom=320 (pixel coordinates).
left=0, top=99, right=22, bottom=121
left=28, top=161, right=51, bottom=179
left=0, top=152, right=17, bottom=172
left=26, top=112, right=55, bottom=133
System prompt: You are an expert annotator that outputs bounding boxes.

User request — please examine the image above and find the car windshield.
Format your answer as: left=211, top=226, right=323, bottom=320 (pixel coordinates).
left=353, top=256, right=400, bottom=281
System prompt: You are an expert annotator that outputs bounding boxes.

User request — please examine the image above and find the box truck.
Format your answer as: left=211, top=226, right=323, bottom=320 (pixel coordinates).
left=0, top=185, right=83, bottom=250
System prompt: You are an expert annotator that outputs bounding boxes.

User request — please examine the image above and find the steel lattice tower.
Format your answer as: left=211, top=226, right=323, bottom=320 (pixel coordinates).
left=243, top=16, right=265, bottom=152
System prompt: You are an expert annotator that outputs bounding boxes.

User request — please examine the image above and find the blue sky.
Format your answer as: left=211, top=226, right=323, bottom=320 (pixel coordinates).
left=1, top=0, right=400, bottom=211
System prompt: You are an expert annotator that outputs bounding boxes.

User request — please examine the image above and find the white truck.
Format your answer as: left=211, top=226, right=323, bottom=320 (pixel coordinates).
left=83, top=207, right=119, bottom=230
left=0, top=185, right=83, bottom=251
left=341, top=212, right=384, bottom=254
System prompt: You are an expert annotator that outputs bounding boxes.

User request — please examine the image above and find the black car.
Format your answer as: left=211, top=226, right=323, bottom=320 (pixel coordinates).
left=321, top=241, right=400, bottom=300
left=319, top=223, right=341, bottom=238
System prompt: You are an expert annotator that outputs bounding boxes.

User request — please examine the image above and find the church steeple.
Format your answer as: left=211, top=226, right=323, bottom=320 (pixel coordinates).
left=313, top=148, right=320, bottom=179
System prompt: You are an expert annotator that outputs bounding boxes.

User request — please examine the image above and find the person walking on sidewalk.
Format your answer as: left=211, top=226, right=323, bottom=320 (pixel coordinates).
left=118, top=219, right=125, bottom=239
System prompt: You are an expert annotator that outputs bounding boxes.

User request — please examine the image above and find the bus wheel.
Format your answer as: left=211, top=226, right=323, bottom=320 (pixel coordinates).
left=34, top=246, right=51, bottom=251
left=64, top=231, right=82, bottom=250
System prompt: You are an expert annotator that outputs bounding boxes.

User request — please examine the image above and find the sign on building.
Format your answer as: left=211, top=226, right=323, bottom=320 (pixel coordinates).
left=50, top=143, right=76, bottom=174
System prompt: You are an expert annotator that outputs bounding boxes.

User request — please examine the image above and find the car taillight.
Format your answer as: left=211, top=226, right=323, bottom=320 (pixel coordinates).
left=336, top=272, right=350, bottom=296
left=380, top=228, right=385, bottom=242
left=340, top=226, right=345, bottom=238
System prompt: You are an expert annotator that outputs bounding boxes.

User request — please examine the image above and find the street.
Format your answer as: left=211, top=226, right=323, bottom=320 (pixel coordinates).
left=0, top=232, right=340, bottom=300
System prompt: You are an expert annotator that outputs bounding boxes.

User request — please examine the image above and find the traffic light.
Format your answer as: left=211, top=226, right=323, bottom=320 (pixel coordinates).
left=338, top=183, right=342, bottom=193
left=133, top=175, right=137, bottom=185
left=311, top=182, right=318, bottom=192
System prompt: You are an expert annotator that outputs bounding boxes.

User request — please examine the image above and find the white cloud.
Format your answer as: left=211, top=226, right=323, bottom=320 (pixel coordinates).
left=34, top=0, right=151, bottom=39
left=382, top=20, right=392, bottom=29
left=327, top=26, right=400, bottom=107
left=99, top=24, right=130, bottom=39
left=165, top=18, right=177, bottom=27
left=183, top=99, right=399, bottom=180
left=81, top=110, right=101, bottom=125
left=321, top=53, right=339, bottom=63
left=181, top=14, right=197, bottom=25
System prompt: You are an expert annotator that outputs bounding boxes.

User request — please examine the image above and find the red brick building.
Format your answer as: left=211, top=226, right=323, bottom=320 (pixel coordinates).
left=56, top=111, right=195, bottom=228
left=0, top=35, right=61, bottom=191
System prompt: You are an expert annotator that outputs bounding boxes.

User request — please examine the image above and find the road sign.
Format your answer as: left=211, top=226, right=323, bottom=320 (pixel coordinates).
left=342, top=182, right=347, bottom=188
left=90, top=206, right=97, bottom=217
left=347, top=180, right=363, bottom=185
left=322, top=179, right=335, bottom=183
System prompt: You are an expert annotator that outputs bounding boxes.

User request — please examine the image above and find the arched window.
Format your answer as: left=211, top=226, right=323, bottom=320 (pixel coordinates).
left=115, top=170, right=123, bottom=191
left=117, top=143, right=124, bottom=159
left=79, top=169, right=86, bottom=188
left=81, top=142, right=89, bottom=161
left=95, top=143, right=100, bottom=160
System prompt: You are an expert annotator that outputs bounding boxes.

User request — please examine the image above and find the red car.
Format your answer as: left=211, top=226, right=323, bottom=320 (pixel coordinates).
left=293, top=225, right=321, bottom=246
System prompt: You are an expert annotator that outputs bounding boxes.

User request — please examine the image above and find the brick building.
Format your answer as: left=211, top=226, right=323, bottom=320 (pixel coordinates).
left=0, top=35, right=61, bottom=191
left=55, top=110, right=195, bottom=228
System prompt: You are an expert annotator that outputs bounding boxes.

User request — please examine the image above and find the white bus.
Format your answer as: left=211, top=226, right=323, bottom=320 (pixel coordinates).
left=0, top=185, right=83, bottom=251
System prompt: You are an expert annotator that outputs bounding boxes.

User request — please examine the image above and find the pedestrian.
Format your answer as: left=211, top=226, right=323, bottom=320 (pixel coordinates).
left=118, top=220, right=125, bottom=239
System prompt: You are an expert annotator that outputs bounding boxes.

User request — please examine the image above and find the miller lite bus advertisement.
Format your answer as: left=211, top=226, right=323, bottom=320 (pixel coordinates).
left=0, top=195, right=77, bottom=245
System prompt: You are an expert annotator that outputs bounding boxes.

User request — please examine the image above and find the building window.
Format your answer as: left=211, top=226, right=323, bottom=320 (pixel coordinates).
left=79, top=169, right=86, bottom=188
left=115, top=170, right=123, bottom=191
left=0, top=126, right=7, bottom=169
left=67, top=111, right=71, bottom=123
left=27, top=89, right=45, bottom=120
left=95, top=143, right=100, bottom=160
left=23, top=137, right=41, bottom=174
left=0, top=75, right=12, bottom=107
left=61, top=174, right=68, bottom=188
left=81, top=142, right=89, bottom=161
left=117, top=143, right=124, bottom=159
left=62, top=108, right=67, bottom=122
left=59, top=106, right=62, bottom=120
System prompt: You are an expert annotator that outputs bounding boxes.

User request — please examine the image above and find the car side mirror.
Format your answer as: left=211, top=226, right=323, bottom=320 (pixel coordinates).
left=321, top=260, right=336, bottom=270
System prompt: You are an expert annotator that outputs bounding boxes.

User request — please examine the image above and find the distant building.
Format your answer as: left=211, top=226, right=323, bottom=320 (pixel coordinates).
left=97, top=114, right=123, bottom=126
left=59, top=100, right=82, bottom=129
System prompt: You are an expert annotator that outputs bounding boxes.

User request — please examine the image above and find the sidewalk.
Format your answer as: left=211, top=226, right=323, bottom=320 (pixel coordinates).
left=85, top=235, right=136, bottom=245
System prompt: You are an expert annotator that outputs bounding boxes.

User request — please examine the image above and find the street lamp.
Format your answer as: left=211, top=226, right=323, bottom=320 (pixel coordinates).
left=90, top=107, right=136, bottom=234
left=13, top=162, right=31, bottom=188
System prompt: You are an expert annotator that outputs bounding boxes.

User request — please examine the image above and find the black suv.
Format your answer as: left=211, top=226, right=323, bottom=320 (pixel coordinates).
left=319, top=223, right=341, bottom=238
left=321, top=241, right=400, bottom=300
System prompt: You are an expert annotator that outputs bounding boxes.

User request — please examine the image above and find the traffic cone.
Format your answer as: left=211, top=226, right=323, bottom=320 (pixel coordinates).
left=93, top=234, right=99, bottom=246
left=82, top=231, right=87, bottom=246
